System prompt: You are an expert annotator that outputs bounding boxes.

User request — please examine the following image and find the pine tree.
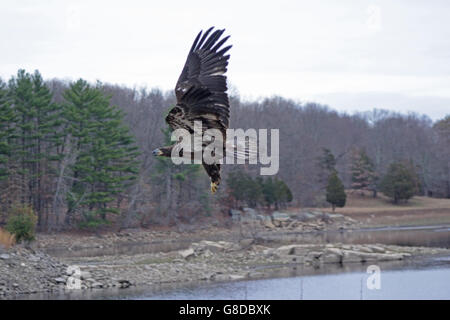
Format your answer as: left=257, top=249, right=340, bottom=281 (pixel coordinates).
left=8, top=70, right=64, bottom=227
left=62, top=79, right=139, bottom=227
left=380, top=161, right=418, bottom=203
left=151, top=126, right=207, bottom=223
left=317, top=148, right=337, bottom=189
left=273, top=178, right=293, bottom=208
left=0, top=80, right=15, bottom=180
left=326, top=171, right=347, bottom=212
left=351, top=148, right=377, bottom=195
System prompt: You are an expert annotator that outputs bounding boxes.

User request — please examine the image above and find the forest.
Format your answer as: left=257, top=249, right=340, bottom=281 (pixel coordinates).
left=0, top=69, right=449, bottom=231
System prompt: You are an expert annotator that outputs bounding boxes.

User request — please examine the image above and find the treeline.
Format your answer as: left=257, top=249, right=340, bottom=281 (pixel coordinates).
left=226, top=169, right=293, bottom=209
left=1, top=69, right=449, bottom=230
left=0, top=70, right=139, bottom=231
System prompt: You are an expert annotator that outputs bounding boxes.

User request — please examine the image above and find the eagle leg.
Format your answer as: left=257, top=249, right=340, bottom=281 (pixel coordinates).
left=211, top=181, right=219, bottom=194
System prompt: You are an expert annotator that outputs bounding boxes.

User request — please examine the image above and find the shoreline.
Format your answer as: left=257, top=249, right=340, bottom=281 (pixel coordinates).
left=2, top=207, right=449, bottom=299
left=2, top=226, right=449, bottom=299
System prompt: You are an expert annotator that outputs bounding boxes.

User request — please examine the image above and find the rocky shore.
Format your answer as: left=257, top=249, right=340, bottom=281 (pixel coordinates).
left=1, top=209, right=448, bottom=299
left=1, top=237, right=448, bottom=298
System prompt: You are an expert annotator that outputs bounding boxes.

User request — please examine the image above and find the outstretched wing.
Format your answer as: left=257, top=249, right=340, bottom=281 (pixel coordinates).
left=166, top=27, right=231, bottom=137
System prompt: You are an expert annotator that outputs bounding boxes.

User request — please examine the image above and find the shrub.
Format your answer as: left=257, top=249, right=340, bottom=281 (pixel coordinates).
left=6, top=205, right=38, bottom=243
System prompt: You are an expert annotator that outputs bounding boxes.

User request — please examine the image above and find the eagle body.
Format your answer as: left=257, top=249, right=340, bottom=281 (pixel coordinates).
left=153, top=27, right=232, bottom=193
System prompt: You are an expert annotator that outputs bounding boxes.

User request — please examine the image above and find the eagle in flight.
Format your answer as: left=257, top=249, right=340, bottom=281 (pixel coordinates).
left=153, top=27, right=232, bottom=194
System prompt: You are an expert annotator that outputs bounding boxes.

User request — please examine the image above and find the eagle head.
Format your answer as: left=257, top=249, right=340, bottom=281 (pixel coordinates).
left=152, top=146, right=173, bottom=157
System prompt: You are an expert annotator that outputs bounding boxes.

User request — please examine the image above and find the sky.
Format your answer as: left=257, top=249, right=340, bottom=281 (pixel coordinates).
left=1, top=0, right=449, bottom=120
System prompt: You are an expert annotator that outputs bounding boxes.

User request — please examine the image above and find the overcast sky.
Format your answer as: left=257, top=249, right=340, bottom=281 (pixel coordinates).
left=1, top=0, right=449, bottom=120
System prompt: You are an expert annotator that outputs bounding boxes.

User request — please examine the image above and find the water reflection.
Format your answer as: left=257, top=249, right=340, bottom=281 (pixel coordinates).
left=44, top=224, right=450, bottom=258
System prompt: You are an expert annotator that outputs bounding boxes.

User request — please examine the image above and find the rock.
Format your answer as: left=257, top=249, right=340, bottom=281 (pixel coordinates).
left=0, top=254, right=10, bottom=260
left=239, top=239, right=254, bottom=249
left=228, top=274, right=245, bottom=281
left=328, top=213, right=345, bottom=221
left=325, top=247, right=343, bottom=256
left=242, top=208, right=258, bottom=217
left=274, top=245, right=297, bottom=255
left=271, top=212, right=290, bottom=223
left=323, top=254, right=342, bottom=263
left=194, top=240, right=232, bottom=253
left=295, top=211, right=316, bottom=221
left=79, top=271, right=92, bottom=280
left=263, top=220, right=276, bottom=229
left=117, top=280, right=132, bottom=288
left=91, top=282, right=103, bottom=289
left=229, top=209, right=242, bottom=222
left=307, top=251, right=323, bottom=259
left=179, top=247, right=195, bottom=260
left=342, top=250, right=364, bottom=263
left=358, top=246, right=374, bottom=254
left=54, top=277, right=66, bottom=284
left=368, top=245, right=386, bottom=253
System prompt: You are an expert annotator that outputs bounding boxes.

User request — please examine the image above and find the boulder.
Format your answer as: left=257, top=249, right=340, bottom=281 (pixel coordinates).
left=274, top=245, right=297, bottom=255
left=194, top=240, right=233, bottom=253
left=325, top=247, right=343, bottom=257
left=229, top=209, right=242, bottom=222
left=242, top=208, right=258, bottom=217
left=0, top=254, right=10, bottom=260
left=179, top=248, right=195, bottom=260
left=323, top=254, right=342, bottom=263
left=328, top=213, right=345, bottom=221
left=263, top=220, right=276, bottom=229
left=91, top=282, right=103, bottom=289
left=295, top=211, right=316, bottom=221
left=368, top=245, right=386, bottom=253
left=239, top=238, right=254, bottom=249
left=117, top=279, right=132, bottom=288
left=54, top=277, right=66, bottom=284
left=272, top=212, right=290, bottom=222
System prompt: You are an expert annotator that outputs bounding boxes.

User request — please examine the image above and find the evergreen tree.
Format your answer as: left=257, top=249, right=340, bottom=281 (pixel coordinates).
left=326, top=171, right=347, bottom=211
left=259, top=176, right=275, bottom=208
left=273, top=178, right=293, bottom=208
left=0, top=80, right=15, bottom=180
left=380, top=161, right=418, bottom=203
left=7, top=70, right=63, bottom=226
left=317, top=148, right=337, bottom=189
left=227, top=171, right=292, bottom=209
left=152, top=126, right=205, bottom=217
left=62, top=79, right=139, bottom=227
left=351, top=148, right=377, bottom=195
left=226, top=169, right=262, bottom=208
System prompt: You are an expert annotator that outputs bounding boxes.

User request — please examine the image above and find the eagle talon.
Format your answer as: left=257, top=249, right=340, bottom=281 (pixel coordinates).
left=211, top=182, right=218, bottom=194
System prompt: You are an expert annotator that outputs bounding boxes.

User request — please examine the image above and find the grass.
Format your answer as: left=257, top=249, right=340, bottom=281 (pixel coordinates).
left=337, top=191, right=450, bottom=213
left=0, top=227, right=16, bottom=249
left=300, top=190, right=450, bottom=228
left=331, top=191, right=450, bottom=228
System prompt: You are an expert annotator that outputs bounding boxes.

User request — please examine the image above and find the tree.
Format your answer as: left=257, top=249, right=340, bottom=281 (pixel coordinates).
left=7, top=70, right=64, bottom=227
left=380, top=161, right=418, bottom=203
left=226, top=170, right=262, bottom=208
left=433, top=116, right=450, bottom=198
left=326, top=171, right=347, bottom=211
left=351, top=148, right=377, bottom=196
left=62, top=79, right=139, bottom=227
left=0, top=79, right=14, bottom=180
left=151, top=126, right=207, bottom=224
left=317, top=148, right=337, bottom=189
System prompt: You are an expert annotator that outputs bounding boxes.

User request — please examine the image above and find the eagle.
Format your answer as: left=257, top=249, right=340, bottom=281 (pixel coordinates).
left=152, top=27, right=232, bottom=194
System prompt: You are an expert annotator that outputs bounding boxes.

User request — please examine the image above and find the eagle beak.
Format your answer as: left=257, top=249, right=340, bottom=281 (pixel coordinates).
left=152, top=148, right=163, bottom=156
